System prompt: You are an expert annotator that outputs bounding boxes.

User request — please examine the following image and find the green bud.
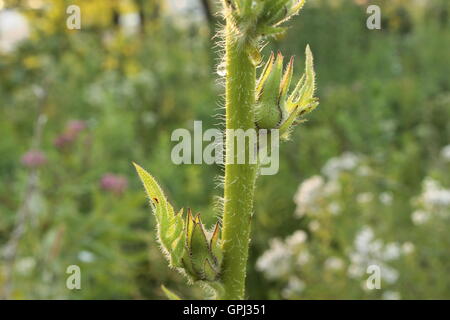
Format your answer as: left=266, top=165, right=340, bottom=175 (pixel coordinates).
left=255, top=52, right=285, bottom=129
left=134, top=164, right=223, bottom=283
left=254, top=45, right=318, bottom=136
left=280, top=45, right=319, bottom=138
left=255, top=0, right=306, bottom=32
left=182, top=210, right=222, bottom=282
left=255, top=52, right=296, bottom=129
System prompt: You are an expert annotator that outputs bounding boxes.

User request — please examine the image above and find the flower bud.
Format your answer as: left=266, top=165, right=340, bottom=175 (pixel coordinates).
left=182, top=210, right=222, bottom=282
left=255, top=45, right=318, bottom=138
left=255, top=52, right=286, bottom=129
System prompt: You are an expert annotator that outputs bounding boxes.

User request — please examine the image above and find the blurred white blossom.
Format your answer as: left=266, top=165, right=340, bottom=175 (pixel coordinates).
left=412, top=178, right=450, bottom=224
left=328, top=202, right=341, bottom=215
left=293, top=175, right=324, bottom=217
left=16, top=257, right=36, bottom=275
left=282, top=276, right=305, bottom=298
left=286, top=230, right=308, bottom=248
left=0, top=10, right=30, bottom=53
left=256, top=238, right=292, bottom=280
left=257, top=231, right=310, bottom=280
left=78, top=250, right=96, bottom=263
left=382, top=291, right=401, bottom=300
left=411, top=210, right=429, bottom=225
left=421, top=178, right=450, bottom=208
left=357, top=192, right=374, bottom=204
left=322, top=152, right=359, bottom=180
left=119, top=12, right=140, bottom=35
left=296, top=251, right=310, bottom=266
left=402, top=242, right=415, bottom=254
left=347, top=226, right=405, bottom=285
left=166, top=0, right=205, bottom=26
left=308, top=220, right=320, bottom=232
left=379, top=192, right=393, bottom=205
left=324, top=257, right=345, bottom=271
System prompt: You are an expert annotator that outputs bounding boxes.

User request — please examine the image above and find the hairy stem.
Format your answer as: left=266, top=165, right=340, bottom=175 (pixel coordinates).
left=219, top=23, right=258, bottom=300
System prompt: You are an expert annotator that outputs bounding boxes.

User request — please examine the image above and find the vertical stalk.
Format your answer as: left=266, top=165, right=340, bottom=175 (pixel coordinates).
left=220, top=22, right=258, bottom=299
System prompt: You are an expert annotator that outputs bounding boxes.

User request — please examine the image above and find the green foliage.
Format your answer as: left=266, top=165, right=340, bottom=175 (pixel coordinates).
left=1, top=0, right=449, bottom=300
left=134, top=163, right=222, bottom=288
left=134, top=163, right=185, bottom=268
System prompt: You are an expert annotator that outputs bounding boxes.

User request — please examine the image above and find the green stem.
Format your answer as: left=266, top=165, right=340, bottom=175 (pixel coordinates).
left=219, top=23, right=258, bottom=300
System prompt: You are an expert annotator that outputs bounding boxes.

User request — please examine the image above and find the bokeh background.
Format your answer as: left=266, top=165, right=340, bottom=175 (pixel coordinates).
left=0, top=0, right=449, bottom=299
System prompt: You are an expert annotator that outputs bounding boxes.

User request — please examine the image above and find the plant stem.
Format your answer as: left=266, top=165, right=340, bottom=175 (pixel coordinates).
left=219, top=22, right=258, bottom=300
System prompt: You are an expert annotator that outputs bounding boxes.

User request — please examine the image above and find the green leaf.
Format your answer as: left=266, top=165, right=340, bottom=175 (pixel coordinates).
left=133, top=163, right=185, bottom=267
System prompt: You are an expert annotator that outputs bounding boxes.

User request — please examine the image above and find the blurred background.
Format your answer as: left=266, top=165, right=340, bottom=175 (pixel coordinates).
left=0, top=0, right=449, bottom=299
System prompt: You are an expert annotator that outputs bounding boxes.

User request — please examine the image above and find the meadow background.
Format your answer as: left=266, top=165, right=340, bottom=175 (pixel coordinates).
left=0, top=0, right=449, bottom=299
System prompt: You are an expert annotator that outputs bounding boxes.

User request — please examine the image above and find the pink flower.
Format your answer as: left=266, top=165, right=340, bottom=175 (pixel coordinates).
left=54, top=120, right=87, bottom=149
left=66, top=120, right=86, bottom=136
left=100, top=173, right=128, bottom=195
left=53, top=133, right=75, bottom=149
left=21, top=150, right=47, bottom=168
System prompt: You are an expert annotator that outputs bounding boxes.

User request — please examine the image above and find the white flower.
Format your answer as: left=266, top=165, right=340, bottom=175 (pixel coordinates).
left=257, top=231, right=310, bottom=281
left=441, top=144, right=450, bottom=162
left=357, top=192, right=374, bottom=204
left=411, top=210, right=429, bottom=225
left=308, top=220, right=320, bottom=232
left=322, top=152, right=359, bottom=180
left=324, top=257, right=344, bottom=271
left=382, top=264, right=399, bottom=284
left=357, top=165, right=372, bottom=177
left=354, top=227, right=375, bottom=254
left=286, top=230, right=308, bottom=248
left=293, top=176, right=324, bottom=217
left=15, top=257, right=36, bottom=275
left=421, top=178, right=450, bottom=208
left=0, top=10, right=30, bottom=53
left=119, top=12, right=141, bottom=35
left=328, top=202, right=341, bottom=215
left=402, top=242, right=415, bottom=254
left=379, top=192, right=393, bottom=205
left=382, top=291, right=401, bottom=300
left=166, top=0, right=205, bottom=26
left=348, top=226, right=403, bottom=284
left=256, top=239, right=292, bottom=279
left=383, top=243, right=401, bottom=261
left=296, top=251, right=310, bottom=266
left=282, top=276, right=305, bottom=298
left=78, top=250, right=96, bottom=263
left=347, top=264, right=364, bottom=278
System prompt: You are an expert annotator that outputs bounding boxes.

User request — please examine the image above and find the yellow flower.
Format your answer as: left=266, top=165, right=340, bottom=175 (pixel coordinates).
left=23, top=56, right=41, bottom=69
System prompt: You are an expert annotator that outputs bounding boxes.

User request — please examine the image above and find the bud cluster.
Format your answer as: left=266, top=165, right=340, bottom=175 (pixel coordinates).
left=182, top=210, right=222, bottom=282
left=223, top=0, right=306, bottom=38
left=134, top=163, right=223, bottom=283
left=255, top=45, right=318, bottom=138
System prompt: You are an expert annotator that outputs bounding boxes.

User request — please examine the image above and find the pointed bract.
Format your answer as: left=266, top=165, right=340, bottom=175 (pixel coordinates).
left=133, top=163, right=185, bottom=267
left=255, top=52, right=285, bottom=129
left=254, top=45, right=319, bottom=136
